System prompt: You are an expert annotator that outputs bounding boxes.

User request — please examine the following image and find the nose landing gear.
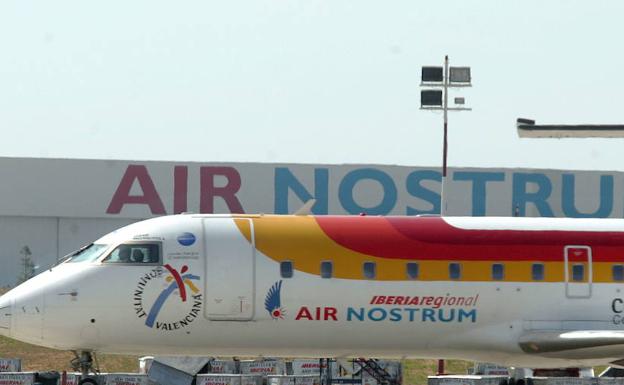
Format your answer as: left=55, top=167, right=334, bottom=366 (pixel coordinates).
left=71, top=351, right=100, bottom=385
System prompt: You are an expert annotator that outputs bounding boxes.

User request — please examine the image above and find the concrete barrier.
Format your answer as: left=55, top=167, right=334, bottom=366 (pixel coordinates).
left=240, top=375, right=264, bottom=385
left=105, top=373, right=151, bottom=385
left=597, top=379, right=624, bottom=385
left=208, top=360, right=237, bottom=374
left=240, top=361, right=286, bottom=375
left=268, top=375, right=321, bottom=385
left=427, top=375, right=508, bottom=385
left=62, top=373, right=81, bottom=385
left=532, top=378, right=624, bottom=385
left=0, top=359, right=21, bottom=373
left=291, top=360, right=322, bottom=376
left=196, top=374, right=243, bottom=385
left=0, top=372, right=35, bottom=385
left=472, top=364, right=509, bottom=377
left=195, top=374, right=264, bottom=385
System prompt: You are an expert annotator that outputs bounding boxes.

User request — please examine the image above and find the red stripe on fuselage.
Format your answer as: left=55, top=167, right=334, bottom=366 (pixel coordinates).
left=314, top=216, right=624, bottom=262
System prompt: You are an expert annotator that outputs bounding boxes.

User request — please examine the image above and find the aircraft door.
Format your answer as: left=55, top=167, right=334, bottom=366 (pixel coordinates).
left=203, top=218, right=255, bottom=320
left=564, top=245, right=592, bottom=298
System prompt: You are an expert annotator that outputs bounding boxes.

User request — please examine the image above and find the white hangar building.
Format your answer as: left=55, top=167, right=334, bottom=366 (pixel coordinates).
left=0, top=156, right=620, bottom=287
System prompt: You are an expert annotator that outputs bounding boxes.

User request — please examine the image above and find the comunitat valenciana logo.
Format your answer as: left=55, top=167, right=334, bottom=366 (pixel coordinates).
left=265, top=280, right=285, bottom=319
left=133, top=264, right=203, bottom=330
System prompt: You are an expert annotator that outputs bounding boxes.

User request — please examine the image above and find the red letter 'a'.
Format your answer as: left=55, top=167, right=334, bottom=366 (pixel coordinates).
left=295, top=307, right=313, bottom=320
left=106, top=165, right=166, bottom=214
left=200, top=167, right=244, bottom=213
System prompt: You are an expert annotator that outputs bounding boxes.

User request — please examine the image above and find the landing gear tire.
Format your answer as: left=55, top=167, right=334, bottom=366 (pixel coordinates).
left=71, top=350, right=99, bottom=384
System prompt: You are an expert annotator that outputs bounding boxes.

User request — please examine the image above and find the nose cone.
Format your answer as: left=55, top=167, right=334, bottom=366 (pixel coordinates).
left=10, top=285, right=44, bottom=345
left=0, top=292, right=12, bottom=337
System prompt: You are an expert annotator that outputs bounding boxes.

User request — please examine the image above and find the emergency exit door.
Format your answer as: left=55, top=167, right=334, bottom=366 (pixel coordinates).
left=204, top=218, right=255, bottom=320
left=564, top=245, right=592, bottom=298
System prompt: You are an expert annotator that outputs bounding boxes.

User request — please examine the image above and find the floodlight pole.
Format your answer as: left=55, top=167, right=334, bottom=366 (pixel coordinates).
left=436, top=58, right=448, bottom=373
left=421, top=55, right=471, bottom=379
left=420, top=56, right=471, bottom=216
left=441, top=55, right=449, bottom=216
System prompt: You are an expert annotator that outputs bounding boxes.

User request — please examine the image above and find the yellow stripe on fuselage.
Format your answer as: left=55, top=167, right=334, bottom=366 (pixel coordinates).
left=234, top=216, right=617, bottom=283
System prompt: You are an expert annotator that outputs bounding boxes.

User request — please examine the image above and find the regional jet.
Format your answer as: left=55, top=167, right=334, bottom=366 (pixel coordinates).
left=1, top=214, right=624, bottom=383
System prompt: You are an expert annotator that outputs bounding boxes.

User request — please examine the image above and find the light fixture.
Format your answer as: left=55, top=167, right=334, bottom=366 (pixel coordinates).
left=449, top=67, right=471, bottom=84
left=421, top=90, right=443, bottom=107
left=421, top=66, right=444, bottom=83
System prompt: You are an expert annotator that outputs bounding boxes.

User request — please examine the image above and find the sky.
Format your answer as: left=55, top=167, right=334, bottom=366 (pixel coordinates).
left=1, top=1, right=624, bottom=171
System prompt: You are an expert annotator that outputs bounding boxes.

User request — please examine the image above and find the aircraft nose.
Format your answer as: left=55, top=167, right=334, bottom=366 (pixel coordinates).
left=0, top=292, right=12, bottom=337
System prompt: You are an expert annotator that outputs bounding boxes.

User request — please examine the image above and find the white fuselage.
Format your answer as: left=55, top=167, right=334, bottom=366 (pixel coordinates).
left=0, top=214, right=622, bottom=368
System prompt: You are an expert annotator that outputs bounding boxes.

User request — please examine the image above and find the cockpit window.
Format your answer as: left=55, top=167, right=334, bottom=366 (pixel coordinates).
left=102, top=243, right=161, bottom=264
left=67, top=244, right=109, bottom=263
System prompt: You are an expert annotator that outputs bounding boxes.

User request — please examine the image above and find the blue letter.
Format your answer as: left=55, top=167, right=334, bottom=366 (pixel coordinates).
left=347, top=307, right=365, bottom=321
left=368, top=308, right=387, bottom=322
left=274, top=168, right=328, bottom=214
left=389, top=309, right=403, bottom=322
left=405, top=308, right=420, bottom=322
left=406, top=170, right=441, bottom=215
left=438, top=308, right=456, bottom=323
left=458, top=309, right=477, bottom=323
left=512, top=173, right=554, bottom=217
left=561, top=174, right=613, bottom=218
left=339, top=169, right=397, bottom=215
left=422, top=309, right=436, bottom=322
left=453, top=172, right=505, bottom=216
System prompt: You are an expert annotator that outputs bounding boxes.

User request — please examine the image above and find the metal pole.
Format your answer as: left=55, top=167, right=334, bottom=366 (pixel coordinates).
left=441, top=55, right=449, bottom=216
left=436, top=52, right=470, bottom=369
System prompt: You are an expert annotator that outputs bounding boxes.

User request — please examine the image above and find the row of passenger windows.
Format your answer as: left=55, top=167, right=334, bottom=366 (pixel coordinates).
left=279, top=261, right=624, bottom=281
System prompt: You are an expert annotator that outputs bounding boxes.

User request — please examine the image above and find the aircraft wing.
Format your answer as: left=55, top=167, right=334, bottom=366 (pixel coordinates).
left=519, top=330, right=624, bottom=360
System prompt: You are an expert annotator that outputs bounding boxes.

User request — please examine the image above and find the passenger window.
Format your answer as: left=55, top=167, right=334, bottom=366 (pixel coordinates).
left=492, top=263, right=504, bottom=280
left=449, top=263, right=461, bottom=280
left=406, top=262, right=419, bottom=280
left=363, top=262, right=376, bottom=279
left=320, top=261, right=333, bottom=279
left=572, top=264, right=585, bottom=281
left=614, top=265, right=624, bottom=281
left=280, top=261, right=294, bottom=278
left=102, top=244, right=160, bottom=264
left=532, top=263, right=545, bottom=281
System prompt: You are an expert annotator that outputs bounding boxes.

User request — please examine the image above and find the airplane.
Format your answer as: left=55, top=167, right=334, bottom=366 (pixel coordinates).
left=1, top=213, right=624, bottom=384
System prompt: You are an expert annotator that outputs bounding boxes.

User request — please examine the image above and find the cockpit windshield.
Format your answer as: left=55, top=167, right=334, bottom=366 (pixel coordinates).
left=66, top=244, right=109, bottom=263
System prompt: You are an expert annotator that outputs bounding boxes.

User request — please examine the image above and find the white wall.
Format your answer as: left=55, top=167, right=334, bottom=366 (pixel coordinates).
left=57, top=217, right=136, bottom=256
left=0, top=157, right=621, bottom=219
left=0, top=216, right=135, bottom=287
left=0, top=217, right=57, bottom=288
left=0, top=156, right=621, bottom=287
